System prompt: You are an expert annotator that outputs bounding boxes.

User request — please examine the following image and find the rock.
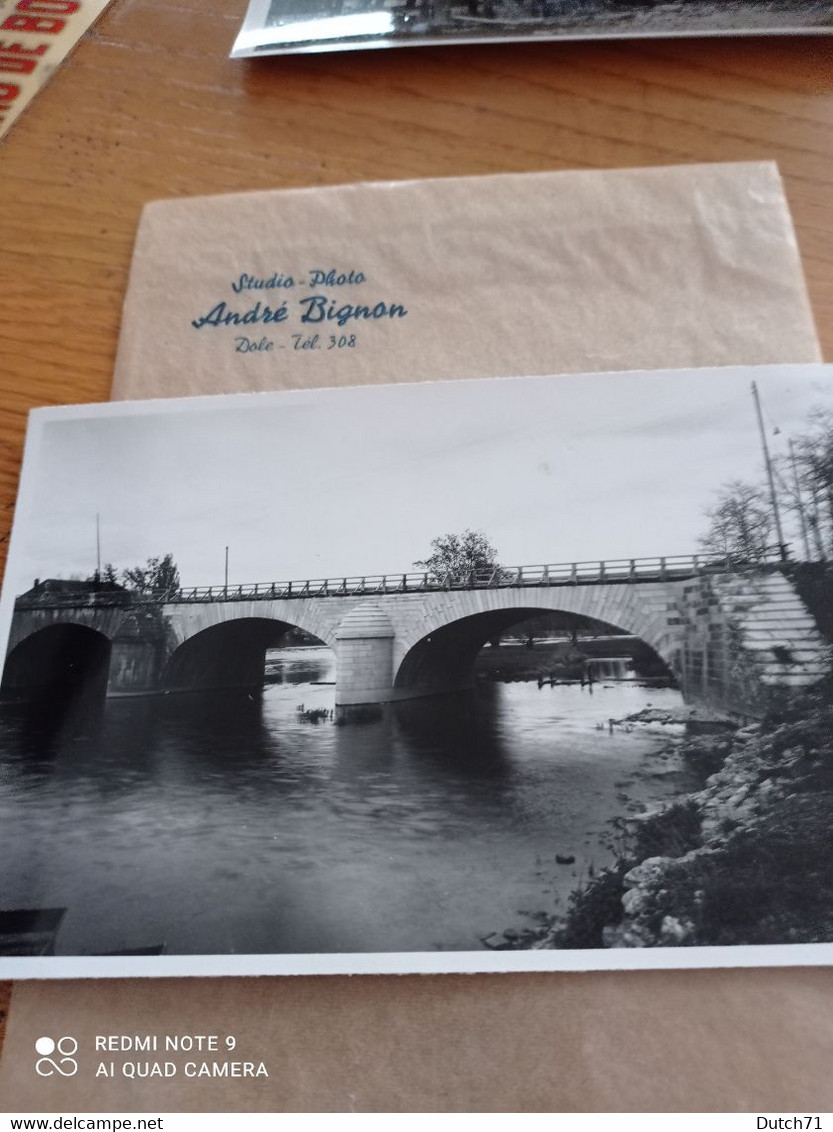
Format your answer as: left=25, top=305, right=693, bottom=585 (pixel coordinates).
left=704, top=832, right=728, bottom=848
left=737, top=724, right=761, bottom=738
left=623, top=856, right=671, bottom=889
left=777, top=746, right=806, bottom=768
left=621, top=887, right=649, bottom=916
left=659, top=915, right=694, bottom=945
left=555, top=854, right=576, bottom=865
left=625, top=808, right=662, bottom=825
left=602, top=922, right=652, bottom=948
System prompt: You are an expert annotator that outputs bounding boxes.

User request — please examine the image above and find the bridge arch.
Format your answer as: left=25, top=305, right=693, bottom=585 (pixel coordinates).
left=392, top=589, right=678, bottom=699
left=162, top=598, right=340, bottom=653
left=1, top=622, right=113, bottom=704
left=162, top=615, right=329, bottom=692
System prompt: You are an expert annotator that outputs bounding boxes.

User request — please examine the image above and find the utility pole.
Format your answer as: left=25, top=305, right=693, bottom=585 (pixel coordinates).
left=788, top=438, right=812, bottom=562
left=751, top=381, right=788, bottom=562
left=224, top=545, right=229, bottom=596
left=95, top=513, right=101, bottom=581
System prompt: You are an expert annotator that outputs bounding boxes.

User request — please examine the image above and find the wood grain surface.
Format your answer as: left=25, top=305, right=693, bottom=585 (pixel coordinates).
left=0, top=981, right=9, bottom=1053
left=0, top=0, right=832, bottom=1096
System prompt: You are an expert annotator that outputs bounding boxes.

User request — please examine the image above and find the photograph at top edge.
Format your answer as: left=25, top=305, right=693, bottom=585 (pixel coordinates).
left=0, top=365, right=832, bottom=972
left=232, top=0, right=833, bottom=57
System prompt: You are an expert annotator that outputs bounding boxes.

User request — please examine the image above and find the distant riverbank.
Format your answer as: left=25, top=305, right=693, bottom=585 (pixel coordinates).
left=474, top=637, right=670, bottom=684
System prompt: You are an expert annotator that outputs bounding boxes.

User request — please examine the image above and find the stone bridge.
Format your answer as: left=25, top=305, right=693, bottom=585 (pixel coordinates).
left=2, top=558, right=828, bottom=718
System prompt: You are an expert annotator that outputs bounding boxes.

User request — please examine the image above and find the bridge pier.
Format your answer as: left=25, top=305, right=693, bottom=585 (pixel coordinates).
left=334, top=604, right=396, bottom=707
left=107, top=612, right=168, bottom=695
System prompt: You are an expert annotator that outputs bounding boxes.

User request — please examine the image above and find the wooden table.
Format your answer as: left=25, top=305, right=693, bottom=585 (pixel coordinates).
left=0, top=0, right=832, bottom=1108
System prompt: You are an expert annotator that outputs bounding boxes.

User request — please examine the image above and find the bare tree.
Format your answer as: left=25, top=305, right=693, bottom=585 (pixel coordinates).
left=699, top=479, right=774, bottom=563
left=781, top=410, right=833, bottom=560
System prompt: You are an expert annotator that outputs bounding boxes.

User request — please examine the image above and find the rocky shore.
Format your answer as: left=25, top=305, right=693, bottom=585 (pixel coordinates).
left=504, top=685, right=833, bottom=950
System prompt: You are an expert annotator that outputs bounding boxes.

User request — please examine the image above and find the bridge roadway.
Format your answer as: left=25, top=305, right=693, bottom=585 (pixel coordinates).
left=4, top=555, right=828, bottom=718
left=131, top=554, right=781, bottom=603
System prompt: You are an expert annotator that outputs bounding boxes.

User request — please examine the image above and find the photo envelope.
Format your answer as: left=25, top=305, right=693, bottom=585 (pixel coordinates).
left=1, top=363, right=832, bottom=980
left=110, top=163, right=822, bottom=403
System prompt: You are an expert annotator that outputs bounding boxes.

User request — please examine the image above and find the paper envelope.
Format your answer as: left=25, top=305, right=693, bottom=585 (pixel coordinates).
left=110, top=161, right=820, bottom=401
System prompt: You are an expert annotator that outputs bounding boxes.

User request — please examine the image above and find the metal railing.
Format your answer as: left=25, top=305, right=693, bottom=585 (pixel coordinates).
left=14, top=551, right=785, bottom=609
left=160, top=551, right=782, bottom=603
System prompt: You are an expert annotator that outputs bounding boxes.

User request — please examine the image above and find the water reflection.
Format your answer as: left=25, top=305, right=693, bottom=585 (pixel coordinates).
left=0, top=646, right=691, bottom=956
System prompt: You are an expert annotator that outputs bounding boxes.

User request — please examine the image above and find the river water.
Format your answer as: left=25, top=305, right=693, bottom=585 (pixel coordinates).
left=0, top=646, right=692, bottom=956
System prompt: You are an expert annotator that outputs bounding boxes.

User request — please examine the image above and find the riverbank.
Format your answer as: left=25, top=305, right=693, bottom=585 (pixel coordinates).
left=510, top=682, right=833, bottom=950
left=480, top=694, right=698, bottom=951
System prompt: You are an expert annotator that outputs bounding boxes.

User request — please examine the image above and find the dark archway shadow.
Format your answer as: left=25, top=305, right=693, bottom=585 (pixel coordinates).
left=395, top=607, right=675, bottom=699
left=0, top=624, right=113, bottom=744
left=163, top=617, right=328, bottom=693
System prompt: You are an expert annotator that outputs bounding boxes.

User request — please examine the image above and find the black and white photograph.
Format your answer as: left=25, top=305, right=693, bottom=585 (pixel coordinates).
left=232, top=0, right=833, bottom=58
left=1, top=365, right=833, bottom=976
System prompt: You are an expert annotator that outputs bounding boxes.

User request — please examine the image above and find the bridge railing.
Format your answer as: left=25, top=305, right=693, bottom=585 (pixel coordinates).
left=163, top=551, right=783, bottom=604
left=14, top=551, right=785, bottom=608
